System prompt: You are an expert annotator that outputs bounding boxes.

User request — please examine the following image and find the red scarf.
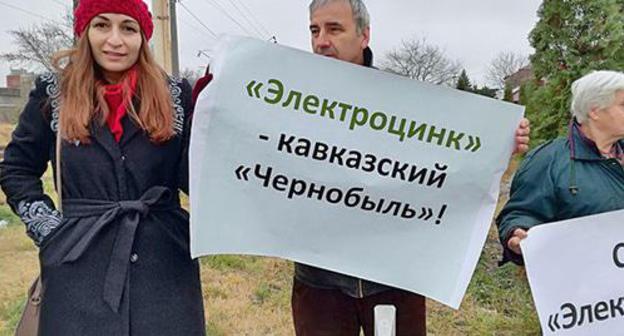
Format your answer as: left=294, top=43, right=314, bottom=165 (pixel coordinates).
left=103, top=67, right=138, bottom=142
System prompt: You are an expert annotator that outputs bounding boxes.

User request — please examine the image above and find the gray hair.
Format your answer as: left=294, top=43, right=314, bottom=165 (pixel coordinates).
left=571, top=70, right=624, bottom=123
left=309, top=0, right=370, bottom=35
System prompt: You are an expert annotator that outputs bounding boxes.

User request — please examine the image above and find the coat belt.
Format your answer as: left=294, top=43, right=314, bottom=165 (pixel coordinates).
left=60, top=186, right=179, bottom=313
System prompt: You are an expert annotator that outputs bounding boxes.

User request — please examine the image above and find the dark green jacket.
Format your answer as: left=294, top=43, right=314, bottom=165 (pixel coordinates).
left=497, top=126, right=624, bottom=265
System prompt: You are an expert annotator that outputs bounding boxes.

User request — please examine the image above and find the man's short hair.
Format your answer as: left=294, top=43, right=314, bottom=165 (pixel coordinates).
left=309, top=0, right=370, bottom=35
left=571, top=70, right=624, bottom=123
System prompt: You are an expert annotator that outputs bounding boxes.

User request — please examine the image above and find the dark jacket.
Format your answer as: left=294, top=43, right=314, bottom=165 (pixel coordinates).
left=294, top=47, right=398, bottom=298
left=497, top=125, right=624, bottom=265
left=0, top=73, right=205, bottom=335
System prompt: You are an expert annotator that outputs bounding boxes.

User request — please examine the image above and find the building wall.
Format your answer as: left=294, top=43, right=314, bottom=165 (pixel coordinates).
left=6, top=75, right=21, bottom=89
left=0, top=70, right=35, bottom=123
left=0, top=105, right=18, bottom=123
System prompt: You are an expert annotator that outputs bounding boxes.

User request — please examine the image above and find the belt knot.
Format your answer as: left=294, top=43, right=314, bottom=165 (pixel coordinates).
left=118, top=200, right=149, bottom=217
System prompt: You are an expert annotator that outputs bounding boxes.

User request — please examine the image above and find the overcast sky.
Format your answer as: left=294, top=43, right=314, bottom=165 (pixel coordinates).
left=0, top=0, right=542, bottom=87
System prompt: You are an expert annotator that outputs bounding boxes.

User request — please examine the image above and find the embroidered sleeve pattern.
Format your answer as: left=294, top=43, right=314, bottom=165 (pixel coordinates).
left=39, top=72, right=61, bottom=134
left=18, top=200, right=62, bottom=245
left=168, top=76, right=185, bottom=135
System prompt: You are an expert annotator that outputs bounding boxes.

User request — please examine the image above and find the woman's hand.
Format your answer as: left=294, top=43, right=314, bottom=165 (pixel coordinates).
left=507, top=228, right=528, bottom=255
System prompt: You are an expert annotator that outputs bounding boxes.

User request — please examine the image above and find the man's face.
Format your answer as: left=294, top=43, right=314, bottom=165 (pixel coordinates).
left=309, top=1, right=370, bottom=65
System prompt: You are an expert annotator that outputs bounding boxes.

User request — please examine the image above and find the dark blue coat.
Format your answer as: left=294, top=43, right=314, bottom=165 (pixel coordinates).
left=0, top=73, right=205, bottom=335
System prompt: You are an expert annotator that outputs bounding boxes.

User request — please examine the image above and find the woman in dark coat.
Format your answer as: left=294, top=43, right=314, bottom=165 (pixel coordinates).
left=0, top=0, right=205, bottom=335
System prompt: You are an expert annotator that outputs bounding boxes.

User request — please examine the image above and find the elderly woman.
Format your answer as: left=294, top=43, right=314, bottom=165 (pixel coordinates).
left=497, top=70, right=624, bottom=265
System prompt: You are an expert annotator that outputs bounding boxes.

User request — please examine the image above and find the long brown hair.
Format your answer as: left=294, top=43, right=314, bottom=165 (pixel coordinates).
left=52, top=33, right=174, bottom=144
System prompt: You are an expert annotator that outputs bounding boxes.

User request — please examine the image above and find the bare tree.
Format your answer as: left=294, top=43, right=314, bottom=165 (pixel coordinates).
left=486, top=51, right=529, bottom=89
left=382, top=37, right=462, bottom=86
left=0, top=12, right=73, bottom=72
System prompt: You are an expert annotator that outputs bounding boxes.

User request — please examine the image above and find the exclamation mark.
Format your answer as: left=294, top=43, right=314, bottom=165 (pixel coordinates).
left=435, top=204, right=447, bottom=225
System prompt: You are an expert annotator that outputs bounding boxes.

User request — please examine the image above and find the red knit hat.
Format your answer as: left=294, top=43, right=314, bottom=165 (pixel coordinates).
left=74, top=0, right=154, bottom=40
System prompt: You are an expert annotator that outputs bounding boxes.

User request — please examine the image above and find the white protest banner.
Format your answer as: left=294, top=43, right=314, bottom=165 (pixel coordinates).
left=521, top=210, right=624, bottom=335
left=190, top=36, right=524, bottom=308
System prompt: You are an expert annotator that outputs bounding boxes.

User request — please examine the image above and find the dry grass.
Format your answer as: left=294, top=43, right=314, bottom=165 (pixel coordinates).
left=0, top=231, right=295, bottom=336
left=0, top=226, right=38, bottom=334
left=0, top=227, right=539, bottom=336
left=201, top=257, right=293, bottom=335
left=0, top=124, right=14, bottom=147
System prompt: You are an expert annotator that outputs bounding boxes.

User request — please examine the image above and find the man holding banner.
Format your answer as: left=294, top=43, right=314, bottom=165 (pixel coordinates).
left=290, top=0, right=531, bottom=335
left=190, top=0, right=530, bottom=334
